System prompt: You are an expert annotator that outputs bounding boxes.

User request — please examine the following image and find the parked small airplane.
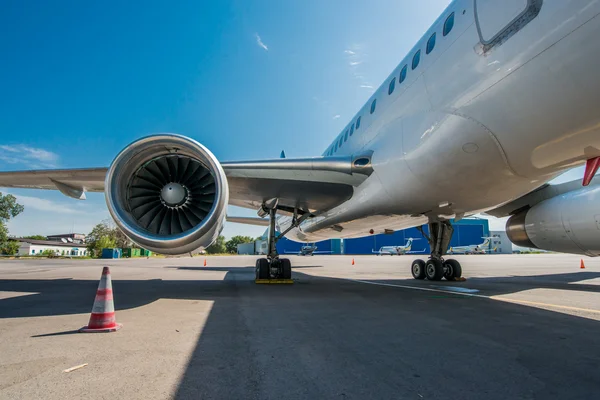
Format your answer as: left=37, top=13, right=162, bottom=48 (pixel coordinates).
left=372, top=238, right=424, bottom=255
left=285, top=245, right=332, bottom=256
left=448, top=238, right=493, bottom=255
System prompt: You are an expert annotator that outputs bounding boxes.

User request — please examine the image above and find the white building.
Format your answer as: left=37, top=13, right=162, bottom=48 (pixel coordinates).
left=16, top=239, right=88, bottom=257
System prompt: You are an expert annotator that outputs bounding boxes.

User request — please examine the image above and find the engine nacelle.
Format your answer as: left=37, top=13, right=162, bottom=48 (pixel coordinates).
left=105, top=134, right=229, bottom=255
left=506, top=185, right=600, bottom=256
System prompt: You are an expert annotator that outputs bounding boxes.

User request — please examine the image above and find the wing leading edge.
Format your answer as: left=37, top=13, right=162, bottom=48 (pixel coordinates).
left=0, top=154, right=373, bottom=212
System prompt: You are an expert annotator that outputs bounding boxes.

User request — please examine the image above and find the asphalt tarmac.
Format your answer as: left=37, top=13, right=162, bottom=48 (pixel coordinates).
left=0, top=254, right=599, bottom=399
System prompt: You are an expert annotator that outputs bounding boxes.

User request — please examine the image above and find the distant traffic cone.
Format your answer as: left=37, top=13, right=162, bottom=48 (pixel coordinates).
left=352, top=258, right=355, bottom=265
left=80, top=267, right=122, bottom=333
left=204, top=259, right=207, bottom=266
left=580, top=259, right=585, bottom=269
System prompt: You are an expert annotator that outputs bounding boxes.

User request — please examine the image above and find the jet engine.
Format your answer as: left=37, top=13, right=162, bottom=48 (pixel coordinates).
left=506, top=185, right=600, bottom=256
left=104, top=134, right=229, bottom=255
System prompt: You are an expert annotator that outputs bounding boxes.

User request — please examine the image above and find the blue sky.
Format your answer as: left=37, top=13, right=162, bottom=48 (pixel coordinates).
left=0, top=0, right=588, bottom=239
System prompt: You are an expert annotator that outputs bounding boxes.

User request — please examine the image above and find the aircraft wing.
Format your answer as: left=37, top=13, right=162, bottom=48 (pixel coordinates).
left=0, top=154, right=373, bottom=213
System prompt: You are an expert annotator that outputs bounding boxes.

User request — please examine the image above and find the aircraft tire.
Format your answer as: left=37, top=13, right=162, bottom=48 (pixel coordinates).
left=411, top=259, right=426, bottom=280
left=425, top=259, right=444, bottom=281
left=256, top=258, right=270, bottom=279
left=280, top=258, right=292, bottom=279
left=443, top=259, right=462, bottom=280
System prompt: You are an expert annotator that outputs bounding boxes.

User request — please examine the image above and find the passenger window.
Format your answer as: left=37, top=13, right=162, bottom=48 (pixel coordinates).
left=388, top=77, right=396, bottom=95
left=399, top=65, right=407, bottom=83
left=350, top=123, right=354, bottom=136
left=356, top=116, right=361, bottom=129
left=426, top=33, right=436, bottom=54
left=412, top=50, right=421, bottom=70
left=370, top=99, right=377, bottom=114
left=443, top=12, right=455, bottom=36
left=344, top=130, right=349, bottom=142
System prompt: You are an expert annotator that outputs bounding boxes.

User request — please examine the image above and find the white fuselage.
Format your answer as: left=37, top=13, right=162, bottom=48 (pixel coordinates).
left=279, top=0, right=600, bottom=243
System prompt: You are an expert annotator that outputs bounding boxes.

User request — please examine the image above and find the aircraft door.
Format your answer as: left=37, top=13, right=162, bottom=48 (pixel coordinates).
left=475, top=0, right=529, bottom=44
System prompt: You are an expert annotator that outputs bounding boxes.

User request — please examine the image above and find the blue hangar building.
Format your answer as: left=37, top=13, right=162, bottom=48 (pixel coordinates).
left=276, top=218, right=490, bottom=255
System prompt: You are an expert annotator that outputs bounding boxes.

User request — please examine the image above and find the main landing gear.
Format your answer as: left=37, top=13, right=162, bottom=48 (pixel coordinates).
left=255, top=203, right=309, bottom=281
left=411, top=221, right=462, bottom=281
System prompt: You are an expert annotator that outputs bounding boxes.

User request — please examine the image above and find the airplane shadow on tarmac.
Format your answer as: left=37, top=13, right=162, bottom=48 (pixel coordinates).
left=1, top=266, right=600, bottom=398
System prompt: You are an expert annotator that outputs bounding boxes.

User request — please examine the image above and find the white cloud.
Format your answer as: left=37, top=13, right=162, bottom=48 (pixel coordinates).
left=0, top=145, right=59, bottom=168
left=8, top=193, right=87, bottom=214
left=332, top=115, right=341, bottom=120
left=255, top=33, right=269, bottom=51
left=344, top=44, right=374, bottom=91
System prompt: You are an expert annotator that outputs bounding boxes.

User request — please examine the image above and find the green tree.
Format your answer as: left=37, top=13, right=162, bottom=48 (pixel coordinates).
left=225, top=235, right=254, bottom=254
left=0, top=193, right=24, bottom=221
left=23, top=235, right=47, bottom=240
left=0, top=193, right=24, bottom=255
left=86, top=220, right=121, bottom=257
left=0, top=240, right=19, bottom=256
left=40, top=249, right=58, bottom=257
left=205, top=235, right=226, bottom=254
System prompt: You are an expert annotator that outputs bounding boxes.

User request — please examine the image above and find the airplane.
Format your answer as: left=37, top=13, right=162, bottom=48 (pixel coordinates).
left=448, top=237, right=493, bottom=255
left=285, top=245, right=332, bottom=256
left=2, top=1, right=600, bottom=284
left=372, top=238, right=422, bottom=255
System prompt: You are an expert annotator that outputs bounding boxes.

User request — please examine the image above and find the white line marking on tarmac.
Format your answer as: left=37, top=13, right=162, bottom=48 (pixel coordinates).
left=429, top=285, right=479, bottom=293
left=349, top=279, right=600, bottom=314
left=488, top=297, right=600, bottom=315
left=349, top=279, right=486, bottom=298
left=0, top=291, right=40, bottom=300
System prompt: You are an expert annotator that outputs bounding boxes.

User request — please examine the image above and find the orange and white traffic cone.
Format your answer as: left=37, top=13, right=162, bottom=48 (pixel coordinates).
left=580, top=259, right=586, bottom=269
left=204, top=259, right=207, bottom=266
left=351, top=258, right=355, bottom=265
left=80, top=267, right=122, bottom=333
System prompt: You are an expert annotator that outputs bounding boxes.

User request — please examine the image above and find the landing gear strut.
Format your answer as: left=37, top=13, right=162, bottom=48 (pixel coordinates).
left=411, top=221, right=462, bottom=281
left=255, top=203, right=308, bottom=281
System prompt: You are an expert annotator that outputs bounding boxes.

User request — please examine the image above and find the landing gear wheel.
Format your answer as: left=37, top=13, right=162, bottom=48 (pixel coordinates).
left=256, top=258, right=269, bottom=280
left=411, top=259, right=426, bottom=280
left=443, top=259, right=462, bottom=281
left=280, top=258, right=292, bottom=279
left=425, top=259, right=444, bottom=281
